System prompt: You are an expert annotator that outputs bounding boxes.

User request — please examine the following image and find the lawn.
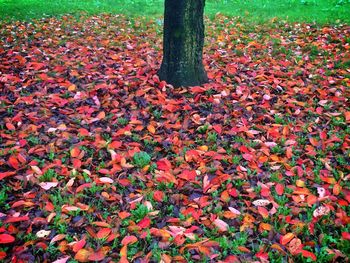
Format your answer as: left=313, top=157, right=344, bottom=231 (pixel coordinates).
left=0, top=1, right=350, bottom=263
left=0, top=0, right=350, bottom=23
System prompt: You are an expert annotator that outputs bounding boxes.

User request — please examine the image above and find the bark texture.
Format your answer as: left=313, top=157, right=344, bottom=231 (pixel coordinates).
left=158, top=0, right=208, bottom=87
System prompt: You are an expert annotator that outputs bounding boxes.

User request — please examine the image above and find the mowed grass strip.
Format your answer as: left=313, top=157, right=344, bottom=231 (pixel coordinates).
left=0, top=0, right=349, bottom=23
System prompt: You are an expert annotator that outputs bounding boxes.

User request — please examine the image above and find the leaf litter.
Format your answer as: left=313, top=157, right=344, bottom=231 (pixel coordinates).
left=0, top=14, right=349, bottom=262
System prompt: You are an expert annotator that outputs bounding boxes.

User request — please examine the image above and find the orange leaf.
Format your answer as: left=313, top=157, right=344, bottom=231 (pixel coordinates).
left=70, top=147, right=81, bottom=158
left=0, top=234, right=15, bottom=244
left=6, top=123, right=15, bottom=130
left=238, top=246, right=250, bottom=253
left=259, top=223, right=272, bottom=232
left=120, top=245, right=128, bottom=258
left=306, top=195, right=317, bottom=207
left=345, top=111, right=350, bottom=123
left=333, top=183, right=341, bottom=196
left=121, top=235, right=137, bottom=246
left=78, top=128, right=90, bottom=136
left=309, top=137, right=319, bottom=147
left=96, top=111, right=105, bottom=120
left=280, top=233, right=295, bottom=245
left=147, top=124, right=156, bottom=134
left=8, top=156, right=19, bottom=170
left=74, top=249, right=91, bottom=262
left=118, top=211, right=131, bottom=219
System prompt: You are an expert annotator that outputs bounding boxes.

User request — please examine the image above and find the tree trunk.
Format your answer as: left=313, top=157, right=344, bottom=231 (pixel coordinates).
left=158, top=0, right=208, bottom=87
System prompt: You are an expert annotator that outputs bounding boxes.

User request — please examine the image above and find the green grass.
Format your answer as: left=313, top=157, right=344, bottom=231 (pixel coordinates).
left=0, top=0, right=349, bottom=23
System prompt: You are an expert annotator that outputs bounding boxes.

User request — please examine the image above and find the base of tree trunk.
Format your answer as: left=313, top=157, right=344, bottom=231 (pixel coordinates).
left=158, top=0, right=208, bottom=88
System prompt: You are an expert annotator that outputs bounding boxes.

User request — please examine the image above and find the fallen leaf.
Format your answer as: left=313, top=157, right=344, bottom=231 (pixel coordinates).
left=0, top=234, right=15, bottom=244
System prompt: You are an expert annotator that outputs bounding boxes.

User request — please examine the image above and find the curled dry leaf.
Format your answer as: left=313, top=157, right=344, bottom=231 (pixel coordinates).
left=252, top=199, right=271, bottom=207
left=99, top=177, right=114, bottom=184
left=39, top=182, right=59, bottom=190
left=52, top=256, right=70, bottom=263
left=317, top=187, right=326, bottom=198
left=50, top=234, right=66, bottom=244
left=36, top=230, right=51, bottom=238
left=287, top=238, right=302, bottom=254
left=213, top=218, right=229, bottom=232
left=313, top=206, right=330, bottom=218
left=228, top=207, right=241, bottom=215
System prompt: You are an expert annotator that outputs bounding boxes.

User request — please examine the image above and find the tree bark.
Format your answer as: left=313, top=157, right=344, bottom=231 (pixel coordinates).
left=158, top=0, right=208, bottom=87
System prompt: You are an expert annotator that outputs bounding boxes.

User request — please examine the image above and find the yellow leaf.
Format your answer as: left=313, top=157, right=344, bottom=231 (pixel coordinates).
left=147, top=124, right=156, bottom=134
left=296, top=180, right=305, bottom=187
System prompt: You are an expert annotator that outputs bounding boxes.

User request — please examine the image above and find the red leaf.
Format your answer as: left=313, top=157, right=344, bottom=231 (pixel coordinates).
left=153, top=190, right=164, bottom=202
left=242, top=153, right=253, bottom=161
left=0, top=234, right=15, bottom=244
left=6, top=123, right=15, bottom=130
left=257, top=206, right=269, bottom=219
left=178, top=170, right=197, bottom=181
left=72, top=159, right=82, bottom=169
left=226, top=63, right=237, bottom=75
left=0, top=251, right=7, bottom=260
left=212, top=124, right=222, bottom=134
left=78, top=128, right=90, bottom=136
left=341, top=232, right=350, bottom=240
left=4, top=216, right=29, bottom=223
left=309, top=137, right=319, bottom=147
left=255, top=250, right=268, bottom=260
left=8, top=156, right=19, bottom=169
left=280, top=233, right=295, bottom=245
left=156, top=158, right=172, bottom=171
left=137, top=217, right=151, bottom=229
left=275, top=183, right=284, bottom=195
left=0, top=171, right=16, bottom=180
left=96, top=228, right=111, bottom=239
left=121, top=235, right=138, bottom=246
left=73, top=238, right=86, bottom=253
left=300, top=250, right=317, bottom=261
left=190, top=86, right=207, bottom=93
left=260, top=187, right=270, bottom=197
left=88, top=251, right=105, bottom=261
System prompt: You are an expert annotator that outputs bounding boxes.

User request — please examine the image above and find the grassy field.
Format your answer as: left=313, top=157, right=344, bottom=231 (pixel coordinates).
left=0, top=0, right=349, bottom=23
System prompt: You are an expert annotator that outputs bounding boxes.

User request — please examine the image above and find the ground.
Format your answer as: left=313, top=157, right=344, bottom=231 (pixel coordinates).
left=0, top=7, right=350, bottom=263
